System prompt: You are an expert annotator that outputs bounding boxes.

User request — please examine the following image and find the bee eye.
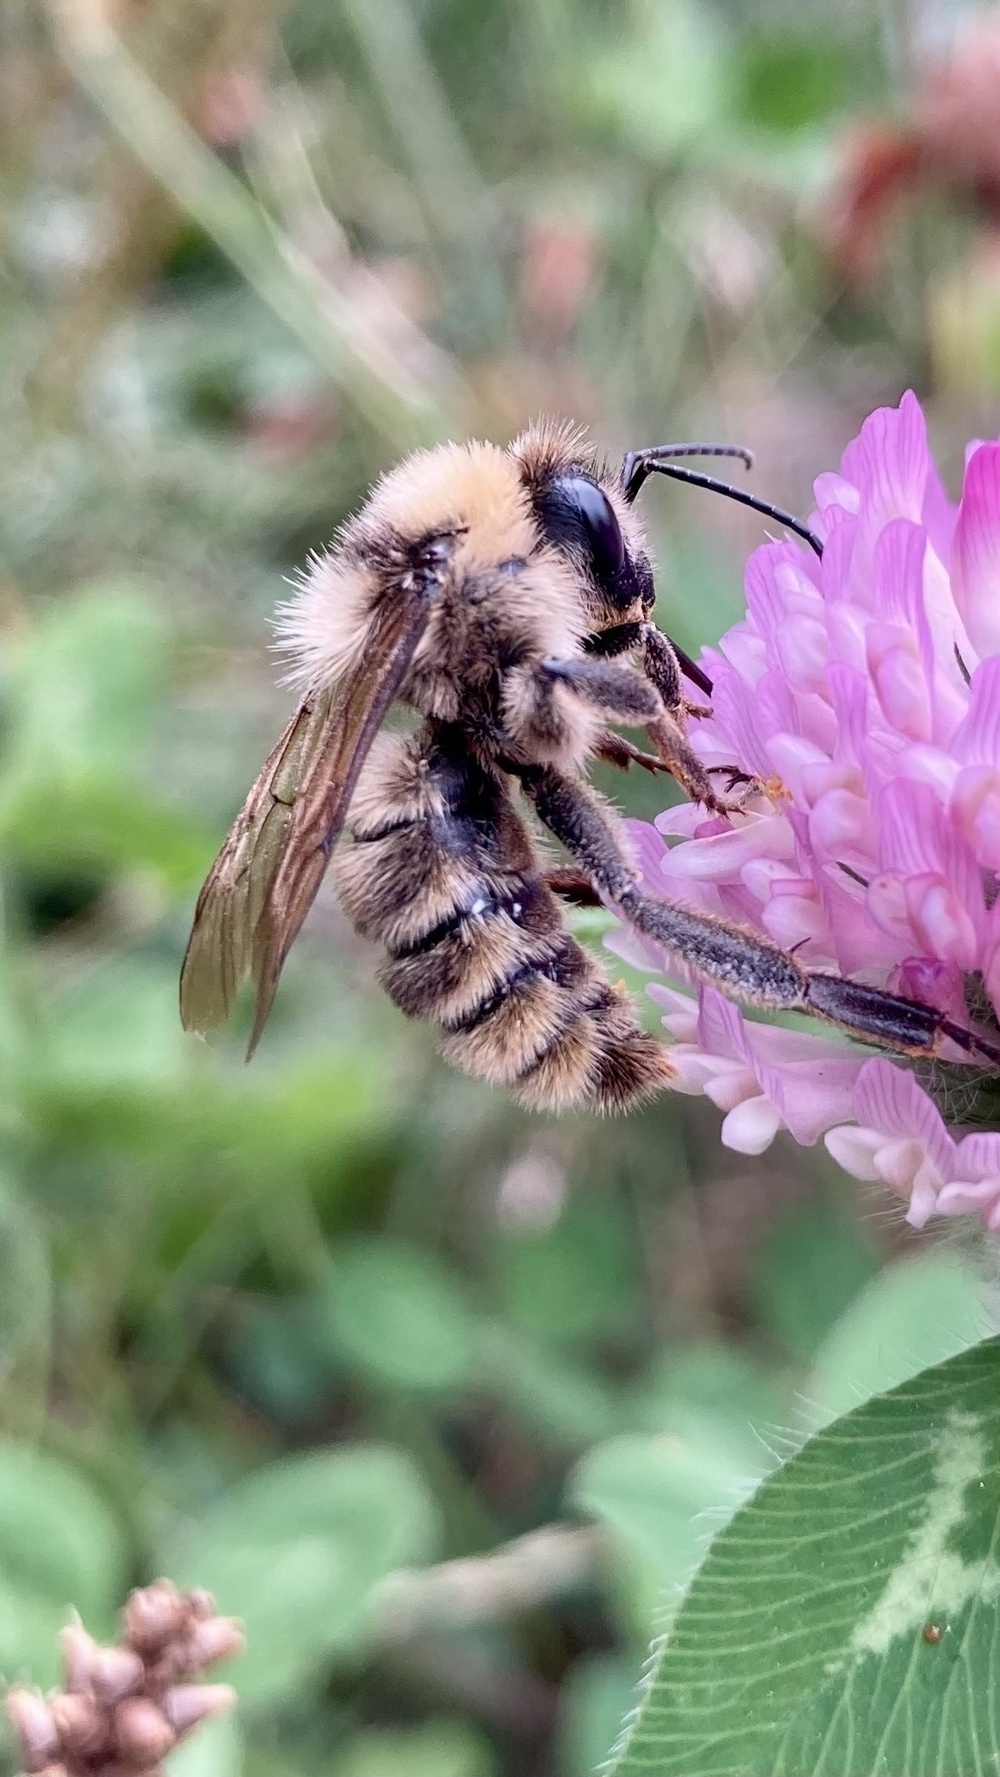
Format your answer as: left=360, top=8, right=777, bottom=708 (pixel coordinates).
left=536, top=475, right=627, bottom=592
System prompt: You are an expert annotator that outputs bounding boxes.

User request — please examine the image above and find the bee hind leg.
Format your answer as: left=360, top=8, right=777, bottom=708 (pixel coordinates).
left=803, top=974, right=1000, bottom=1069
left=520, top=764, right=1000, bottom=1068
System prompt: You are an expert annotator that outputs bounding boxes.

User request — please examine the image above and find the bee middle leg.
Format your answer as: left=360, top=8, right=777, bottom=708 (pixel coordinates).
left=594, top=731, right=673, bottom=775
left=518, top=764, right=1000, bottom=1068
left=544, top=866, right=603, bottom=907
left=540, top=654, right=729, bottom=814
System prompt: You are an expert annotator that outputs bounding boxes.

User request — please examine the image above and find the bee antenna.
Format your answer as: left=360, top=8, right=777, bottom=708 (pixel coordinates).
left=621, top=448, right=824, bottom=559
left=629, top=442, right=756, bottom=469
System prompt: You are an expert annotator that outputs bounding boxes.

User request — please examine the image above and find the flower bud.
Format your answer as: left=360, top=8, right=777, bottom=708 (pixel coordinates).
left=58, top=1620, right=100, bottom=1692
left=5, top=1687, right=59, bottom=1771
left=184, top=1614, right=245, bottom=1670
left=90, top=1643, right=144, bottom=1701
left=162, top=1682, right=237, bottom=1735
left=50, top=1689, right=106, bottom=1760
left=113, top=1696, right=176, bottom=1767
left=124, top=1579, right=186, bottom=1654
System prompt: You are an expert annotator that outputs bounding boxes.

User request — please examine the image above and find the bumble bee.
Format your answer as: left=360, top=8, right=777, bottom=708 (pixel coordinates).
left=180, top=422, right=1000, bottom=1110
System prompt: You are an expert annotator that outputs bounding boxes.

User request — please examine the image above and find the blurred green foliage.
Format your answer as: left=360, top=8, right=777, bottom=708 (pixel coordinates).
left=0, top=0, right=997, bottom=1770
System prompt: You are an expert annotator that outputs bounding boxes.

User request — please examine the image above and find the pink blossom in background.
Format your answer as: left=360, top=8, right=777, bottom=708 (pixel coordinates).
left=617, top=392, right=1000, bottom=1228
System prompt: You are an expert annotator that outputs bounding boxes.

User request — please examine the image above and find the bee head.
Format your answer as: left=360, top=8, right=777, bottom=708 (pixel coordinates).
left=533, top=472, right=655, bottom=614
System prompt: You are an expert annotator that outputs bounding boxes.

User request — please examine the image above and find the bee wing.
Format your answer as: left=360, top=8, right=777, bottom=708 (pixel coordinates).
left=180, top=585, right=433, bottom=1054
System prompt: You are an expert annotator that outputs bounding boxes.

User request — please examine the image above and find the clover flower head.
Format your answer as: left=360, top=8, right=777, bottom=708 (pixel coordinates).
left=619, top=392, right=1000, bottom=1227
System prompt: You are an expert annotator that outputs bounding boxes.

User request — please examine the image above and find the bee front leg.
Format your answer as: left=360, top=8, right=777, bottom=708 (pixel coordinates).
left=585, top=621, right=714, bottom=701
left=518, top=764, right=1000, bottom=1068
left=640, top=623, right=709, bottom=720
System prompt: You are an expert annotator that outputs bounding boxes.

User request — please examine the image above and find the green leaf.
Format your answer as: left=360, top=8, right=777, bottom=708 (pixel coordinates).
left=162, top=1446, right=439, bottom=1707
left=735, top=36, right=860, bottom=135
left=480, top=1323, right=619, bottom=1448
left=629, top=1342, right=791, bottom=1454
left=806, top=1248, right=987, bottom=1427
left=325, top=1238, right=479, bottom=1392
left=42, top=958, right=190, bottom=1088
left=0, top=774, right=209, bottom=887
left=0, top=1442, right=124, bottom=1687
left=0, top=1175, right=51, bottom=1391
left=611, top=1337, right=1000, bottom=1777
left=0, top=584, right=207, bottom=886
left=570, top=1430, right=756, bottom=1586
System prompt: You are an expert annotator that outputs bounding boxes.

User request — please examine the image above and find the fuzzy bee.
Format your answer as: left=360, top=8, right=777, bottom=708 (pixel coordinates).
left=180, top=421, right=1000, bottom=1111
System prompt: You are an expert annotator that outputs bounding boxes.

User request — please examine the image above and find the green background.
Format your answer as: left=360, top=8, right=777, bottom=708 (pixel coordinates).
left=0, top=0, right=998, bottom=1770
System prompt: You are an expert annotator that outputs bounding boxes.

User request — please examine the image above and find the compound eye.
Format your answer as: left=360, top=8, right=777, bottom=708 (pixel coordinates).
left=537, top=474, right=627, bottom=591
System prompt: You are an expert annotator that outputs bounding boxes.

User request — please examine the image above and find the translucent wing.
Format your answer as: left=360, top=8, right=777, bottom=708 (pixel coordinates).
left=180, top=582, right=434, bottom=1054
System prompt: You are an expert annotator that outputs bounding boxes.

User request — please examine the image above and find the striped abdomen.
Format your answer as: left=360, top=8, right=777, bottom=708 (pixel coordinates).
left=332, top=723, right=673, bottom=1111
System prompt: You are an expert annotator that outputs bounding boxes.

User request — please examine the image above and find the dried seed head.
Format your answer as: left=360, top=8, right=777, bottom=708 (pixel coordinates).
left=112, top=1696, right=176, bottom=1768
left=5, top=1687, right=60, bottom=1771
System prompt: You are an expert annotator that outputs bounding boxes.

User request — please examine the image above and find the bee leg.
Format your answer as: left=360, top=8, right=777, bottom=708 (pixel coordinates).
left=640, top=621, right=712, bottom=718
left=594, top=731, right=673, bottom=775
left=634, top=623, right=738, bottom=811
left=518, top=764, right=1000, bottom=1068
left=586, top=620, right=714, bottom=701
left=542, top=655, right=730, bottom=814
left=642, top=712, right=732, bottom=813
left=540, top=656, right=662, bottom=724
left=544, top=867, right=603, bottom=907
left=667, top=636, right=714, bottom=699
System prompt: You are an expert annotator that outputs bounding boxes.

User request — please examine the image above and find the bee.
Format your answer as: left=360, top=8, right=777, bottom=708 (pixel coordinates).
left=180, top=421, right=1000, bottom=1111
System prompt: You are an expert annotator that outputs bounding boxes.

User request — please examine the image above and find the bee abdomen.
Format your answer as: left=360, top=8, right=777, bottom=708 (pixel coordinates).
left=335, top=726, right=673, bottom=1112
